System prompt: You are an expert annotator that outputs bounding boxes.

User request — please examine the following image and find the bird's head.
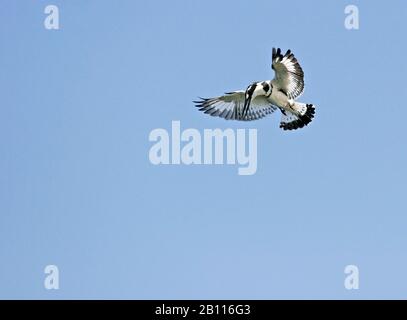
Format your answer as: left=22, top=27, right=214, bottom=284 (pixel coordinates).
left=245, top=83, right=258, bottom=100
left=246, top=82, right=271, bottom=100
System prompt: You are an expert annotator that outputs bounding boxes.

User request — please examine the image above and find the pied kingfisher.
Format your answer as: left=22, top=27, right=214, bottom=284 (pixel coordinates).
left=195, top=48, right=315, bottom=131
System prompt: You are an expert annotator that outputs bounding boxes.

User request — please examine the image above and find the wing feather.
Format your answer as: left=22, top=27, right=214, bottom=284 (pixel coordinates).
left=194, top=91, right=277, bottom=121
left=271, top=48, right=305, bottom=99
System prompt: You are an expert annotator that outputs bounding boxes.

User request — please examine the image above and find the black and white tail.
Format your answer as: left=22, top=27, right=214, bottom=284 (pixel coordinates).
left=280, top=102, right=315, bottom=131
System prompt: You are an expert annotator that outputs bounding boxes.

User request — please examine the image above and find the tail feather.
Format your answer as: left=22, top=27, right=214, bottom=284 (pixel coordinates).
left=280, top=103, right=315, bottom=131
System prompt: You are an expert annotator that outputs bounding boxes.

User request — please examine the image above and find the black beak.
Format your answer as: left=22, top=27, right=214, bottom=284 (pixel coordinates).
left=242, top=96, right=251, bottom=118
left=242, top=83, right=256, bottom=119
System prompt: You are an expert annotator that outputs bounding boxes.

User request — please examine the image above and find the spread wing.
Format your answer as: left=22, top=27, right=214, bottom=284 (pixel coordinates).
left=194, top=91, right=277, bottom=121
left=271, top=48, right=305, bottom=99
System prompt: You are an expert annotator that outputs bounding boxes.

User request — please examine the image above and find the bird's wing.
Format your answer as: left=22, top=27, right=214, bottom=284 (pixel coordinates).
left=194, top=91, right=277, bottom=121
left=271, top=48, right=305, bottom=99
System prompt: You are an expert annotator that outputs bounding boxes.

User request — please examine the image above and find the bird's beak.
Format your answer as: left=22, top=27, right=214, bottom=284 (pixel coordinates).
left=243, top=98, right=251, bottom=118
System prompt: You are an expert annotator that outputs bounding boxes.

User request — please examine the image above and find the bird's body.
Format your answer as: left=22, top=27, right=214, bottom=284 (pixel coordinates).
left=195, top=48, right=316, bottom=131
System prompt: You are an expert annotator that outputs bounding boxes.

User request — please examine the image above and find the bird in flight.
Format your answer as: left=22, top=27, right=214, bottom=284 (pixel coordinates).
left=194, top=48, right=315, bottom=130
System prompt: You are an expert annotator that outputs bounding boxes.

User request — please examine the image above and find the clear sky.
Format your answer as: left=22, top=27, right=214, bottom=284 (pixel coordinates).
left=1, top=0, right=407, bottom=299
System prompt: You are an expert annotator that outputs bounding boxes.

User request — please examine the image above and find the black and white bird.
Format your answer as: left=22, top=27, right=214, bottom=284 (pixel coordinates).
left=194, top=48, right=315, bottom=130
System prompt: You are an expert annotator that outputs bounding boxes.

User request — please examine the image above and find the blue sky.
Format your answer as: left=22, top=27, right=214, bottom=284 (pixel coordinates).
left=1, top=0, right=407, bottom=299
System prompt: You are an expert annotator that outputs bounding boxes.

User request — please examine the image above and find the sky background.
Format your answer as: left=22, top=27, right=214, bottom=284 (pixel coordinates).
left=1, top=0, right=407, bottom=299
